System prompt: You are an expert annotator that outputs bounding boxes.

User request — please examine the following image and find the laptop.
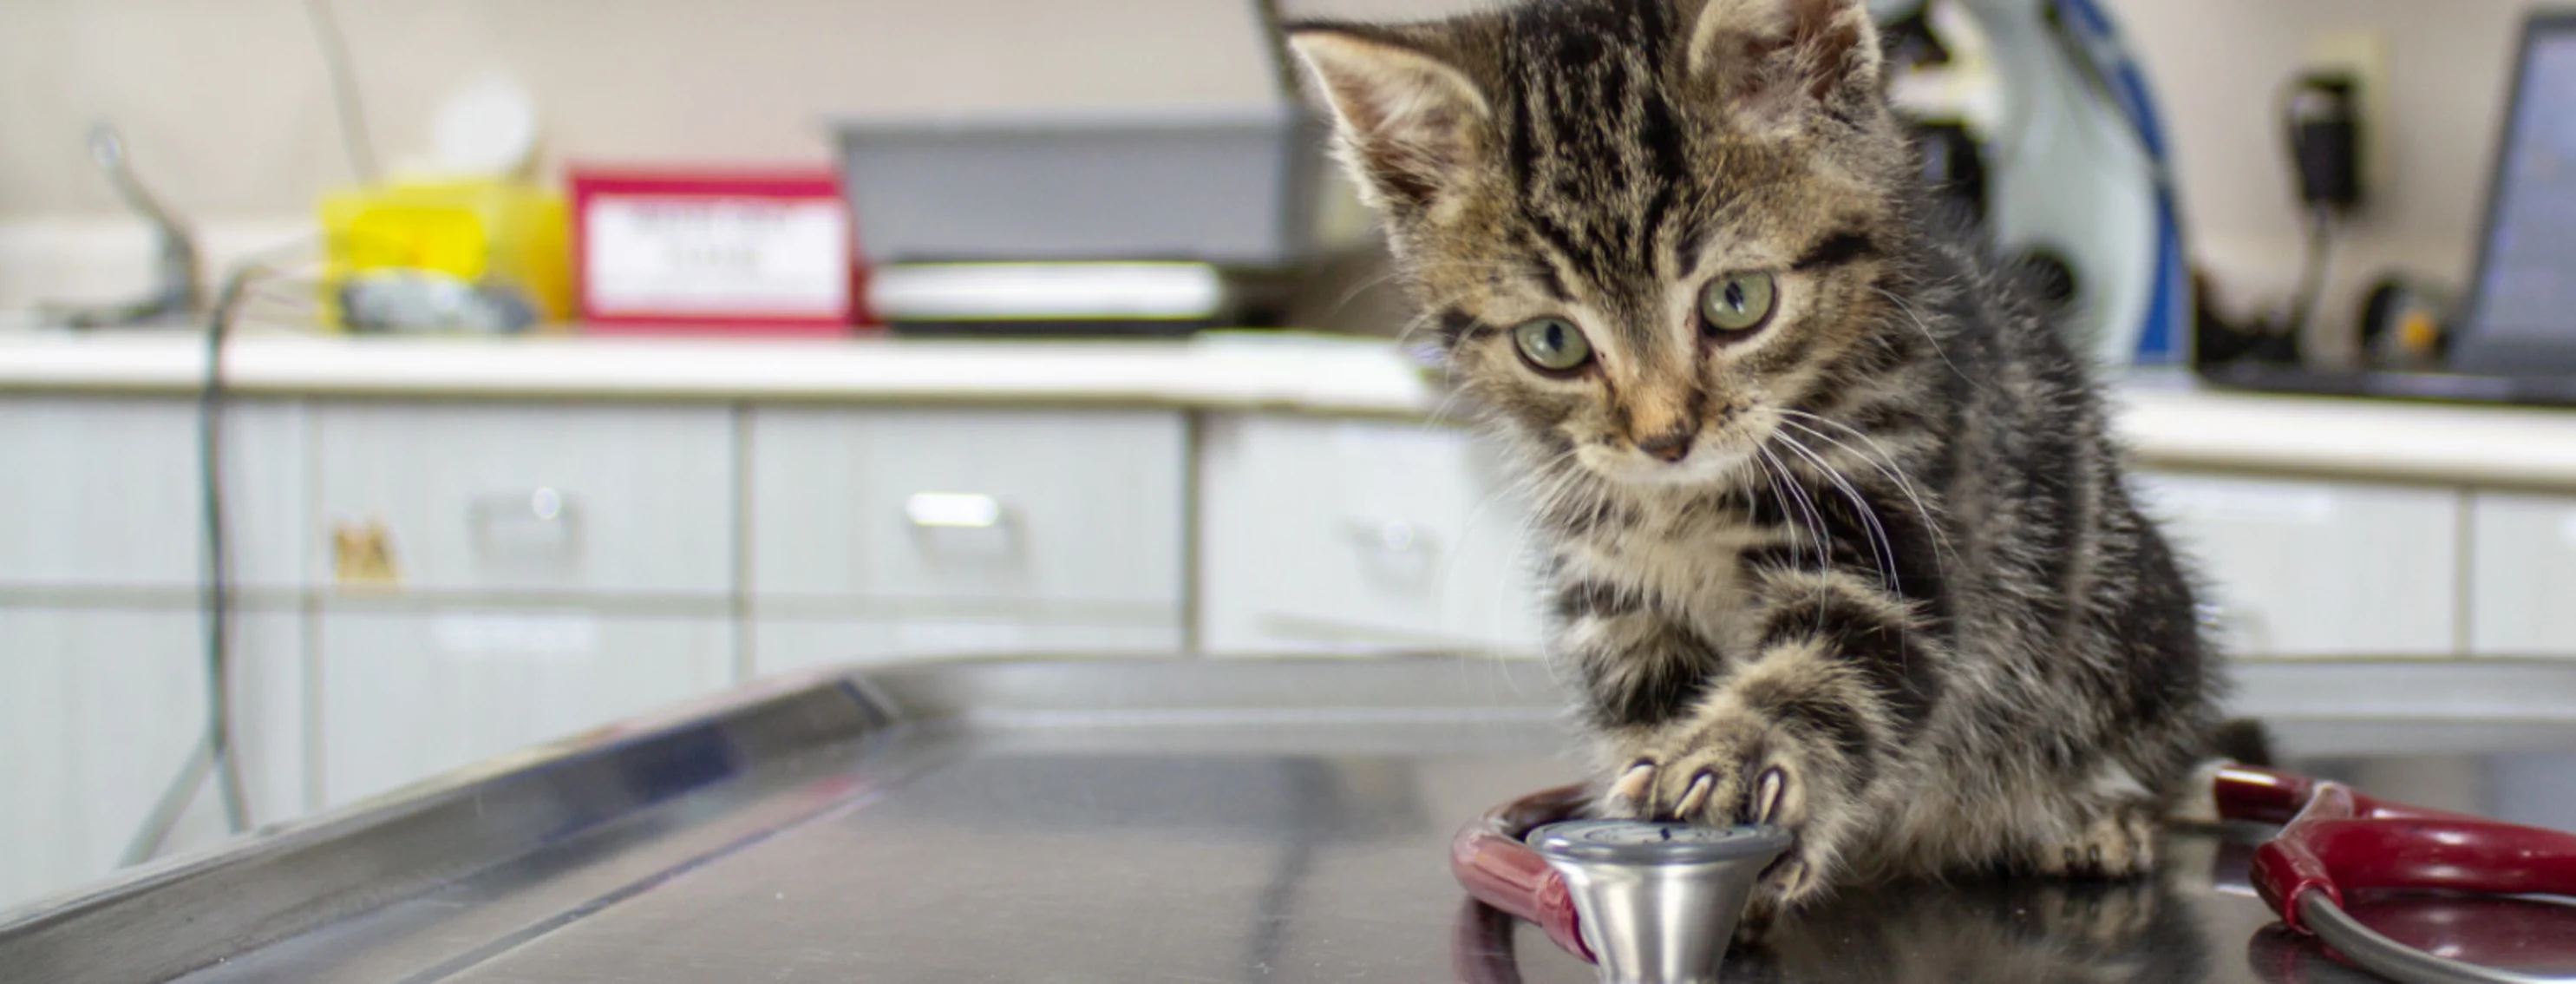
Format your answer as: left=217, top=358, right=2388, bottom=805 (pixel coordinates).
left=2200, top=11, right=2576, bottom=406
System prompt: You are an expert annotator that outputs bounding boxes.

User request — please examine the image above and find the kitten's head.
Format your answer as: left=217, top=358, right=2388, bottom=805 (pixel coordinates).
left=1290, top=0, right=1920, bottom=490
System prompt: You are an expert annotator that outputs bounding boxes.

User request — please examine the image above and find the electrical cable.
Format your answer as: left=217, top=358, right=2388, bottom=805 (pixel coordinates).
left=2285, top=203, right=2337, bottom=338
left=120, top=264, right=268, bottom=866
left=118, top=741, right=214, bottom=867
left=198, top=266, right=254, bottom=837
left=303, top=0, right=380, bottom=184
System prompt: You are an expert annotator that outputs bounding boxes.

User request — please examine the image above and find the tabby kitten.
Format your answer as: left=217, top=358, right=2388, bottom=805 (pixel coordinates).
left=1286, top=0, right=2222, bottom=925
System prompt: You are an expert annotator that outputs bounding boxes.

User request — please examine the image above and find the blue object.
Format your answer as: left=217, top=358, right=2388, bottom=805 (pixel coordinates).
left=2051, top=0, right=2191, bottom=364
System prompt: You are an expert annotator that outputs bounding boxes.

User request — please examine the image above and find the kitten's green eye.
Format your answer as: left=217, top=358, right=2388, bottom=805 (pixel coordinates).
left=1512, top=318, right=1593, bottom=373
left=1700, top=272, right=1778, bottom=337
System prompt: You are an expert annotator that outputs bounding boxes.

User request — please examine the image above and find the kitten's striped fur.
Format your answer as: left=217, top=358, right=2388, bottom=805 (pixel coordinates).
left=1289, top=0, right=2222, bottom=926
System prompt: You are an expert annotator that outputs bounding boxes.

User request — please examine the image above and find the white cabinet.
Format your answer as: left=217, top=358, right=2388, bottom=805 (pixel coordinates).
left=1199, top=414, right=1545, bottom=656
left=2468, top=492, right=2576, bottom=658
left=749, top=408, right=1185, bottom=607
left=0, top=607, right=304, bottom=914
left=312, top=403, right=733, bottom=597
left=305, top=402, right=741, bottom=805
left=745, top=408, right=1187, bottom=674
left=314, top=609, right=733, bottom=806
left=0, top=398, right=307, bottom=592
left=2135, top=473, right=2460, bottom=658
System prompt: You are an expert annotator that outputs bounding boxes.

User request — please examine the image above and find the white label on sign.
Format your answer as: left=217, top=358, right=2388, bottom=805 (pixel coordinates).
left=2560, top=511, right=2576, bottom=546
left=586, top=195, right=849, bottom=317
left=435, top=611, right=598, bottom=658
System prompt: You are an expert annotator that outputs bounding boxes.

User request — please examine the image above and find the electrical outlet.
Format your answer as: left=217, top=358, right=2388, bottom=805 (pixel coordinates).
left=2303, top=29, right=2392, bottom=214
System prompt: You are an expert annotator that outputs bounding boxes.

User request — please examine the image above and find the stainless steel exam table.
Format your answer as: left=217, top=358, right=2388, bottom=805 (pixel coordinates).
left=6, top=657, right=2576, bottom=983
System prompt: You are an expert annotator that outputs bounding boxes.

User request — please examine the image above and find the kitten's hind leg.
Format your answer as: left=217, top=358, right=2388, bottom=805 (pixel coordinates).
left=2033, top=799, right=2159, bottom=879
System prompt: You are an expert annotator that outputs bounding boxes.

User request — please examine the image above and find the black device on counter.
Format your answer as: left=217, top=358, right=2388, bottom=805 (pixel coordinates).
left=2202, top=11, right=2576, bottom=407
left=2286, top=73, right=2365, bottom=213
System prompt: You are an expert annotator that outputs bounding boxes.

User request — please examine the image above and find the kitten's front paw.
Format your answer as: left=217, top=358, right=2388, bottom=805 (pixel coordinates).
left=1598, top=728, right=1829, bottom=913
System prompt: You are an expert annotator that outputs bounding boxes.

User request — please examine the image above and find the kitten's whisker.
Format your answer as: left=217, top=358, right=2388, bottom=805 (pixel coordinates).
left=1400, top=259, right=1546, bottom=281
left=1873, top=286, right=1974, bottom=389
left=1775, top=410, right=1925, bottom=486
left=1793, top=430, right=1947, bottom=584
left=1775, top=425, right=1932, bottom=686
left=1777, top=412, right=1962, bottom=571
left=1497, top=443, right=1592, bottom=541
left=1324, top=268, right=1410, bottom=320
left=1775, top=432, right=1892, bottom=590
left=1530, top=463, right=1601, bottom=540
left=1384, top=285, right=1495, bottom=349
left=1774, top=430, right=1902, bottom=596
left=1755, top=443, right=1834, bottom=594
left=1775, top=410, right=1948, bottom=535
left=1778, top=453, right=1834, bottom=579
left=1774, top=417, right=1926, bottom=514
left=1755, top=445, right=1834, bottom=637
left=1389, top=305, right=1456, bottom=350
left=1518, top=466, right=1584, bottom=534
left=1418, top=386, right=1474, bottom=431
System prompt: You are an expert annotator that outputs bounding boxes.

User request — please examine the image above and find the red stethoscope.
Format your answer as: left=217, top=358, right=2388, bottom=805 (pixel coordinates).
left=1455, top=764, right=2576, bottom=984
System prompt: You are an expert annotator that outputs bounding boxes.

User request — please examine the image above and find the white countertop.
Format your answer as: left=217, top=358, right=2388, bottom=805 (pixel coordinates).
left=0, top=331, right=1442, bottom=415
left=8, top=330, right=2576, bottom=489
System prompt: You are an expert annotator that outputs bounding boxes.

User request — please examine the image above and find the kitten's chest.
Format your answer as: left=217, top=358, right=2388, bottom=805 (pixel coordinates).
left=1553, top=511, right=1775, bottom=627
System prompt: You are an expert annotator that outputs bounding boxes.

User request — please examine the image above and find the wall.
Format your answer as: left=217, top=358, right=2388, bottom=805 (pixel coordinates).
left=0, top=0, right=1283, bottom=216
left=0, top=0, right=2553, bottom=350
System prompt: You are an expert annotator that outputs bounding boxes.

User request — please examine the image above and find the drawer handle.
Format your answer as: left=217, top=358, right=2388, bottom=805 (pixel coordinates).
left=906, top=492, right=1007, bottom=529
left=469, top=488, right=581, bottom=554
left=1347, top=519, right=1433, bottom=556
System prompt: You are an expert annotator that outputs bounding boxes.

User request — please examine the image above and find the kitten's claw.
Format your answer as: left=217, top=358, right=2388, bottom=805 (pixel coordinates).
left=1755, top=766, right=1787, bottom=824
left=1605, top=760, right=1657, bottom=813
left=1628, top=731, right=1831, bottom=914
left=1676, top=771, right=1716, bottom=817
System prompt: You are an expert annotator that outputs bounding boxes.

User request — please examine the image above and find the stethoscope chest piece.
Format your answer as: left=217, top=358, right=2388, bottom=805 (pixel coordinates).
left=1527, top=821, right=1793, bottom=984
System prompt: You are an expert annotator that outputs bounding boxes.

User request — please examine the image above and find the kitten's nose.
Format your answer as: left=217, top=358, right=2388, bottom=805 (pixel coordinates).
left=1637, top=430, right=1693, bottom=463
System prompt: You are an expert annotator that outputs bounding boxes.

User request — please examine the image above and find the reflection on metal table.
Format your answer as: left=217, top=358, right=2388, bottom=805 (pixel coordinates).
left=5, top=657, right=2576, bottom=983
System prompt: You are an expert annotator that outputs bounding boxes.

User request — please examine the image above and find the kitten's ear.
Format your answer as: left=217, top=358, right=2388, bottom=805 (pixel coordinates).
left=1287, top=25, right=1491, bottom=212
left=1684, top=0, right=1882, bottom=130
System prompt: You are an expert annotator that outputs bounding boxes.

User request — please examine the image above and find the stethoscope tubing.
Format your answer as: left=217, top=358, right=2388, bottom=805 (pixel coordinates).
left=2303, top=893, right=2576, bottom=984
left=2233, top=763, right=2576, bottom=984
left=1451, top=784, right=1594, bottom=961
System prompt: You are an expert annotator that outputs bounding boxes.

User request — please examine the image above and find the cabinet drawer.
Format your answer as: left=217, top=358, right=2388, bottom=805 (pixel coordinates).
left=0, top=397, right=306, bottom=591
left=313, top=403, right=733, bottom=597
left=2135, top=473, right=2458, bottom=658
left=1199, top=415, right=1545, bottom=656
left=749, top=408, right=1185, bottom=607
left=751, top=614, right=1182, bottom=677
left=316, top=609, right=734, bottom=806
left=2469, top=493, right=2576, bottom=658
left=0, top=607, right=304, bottom=913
